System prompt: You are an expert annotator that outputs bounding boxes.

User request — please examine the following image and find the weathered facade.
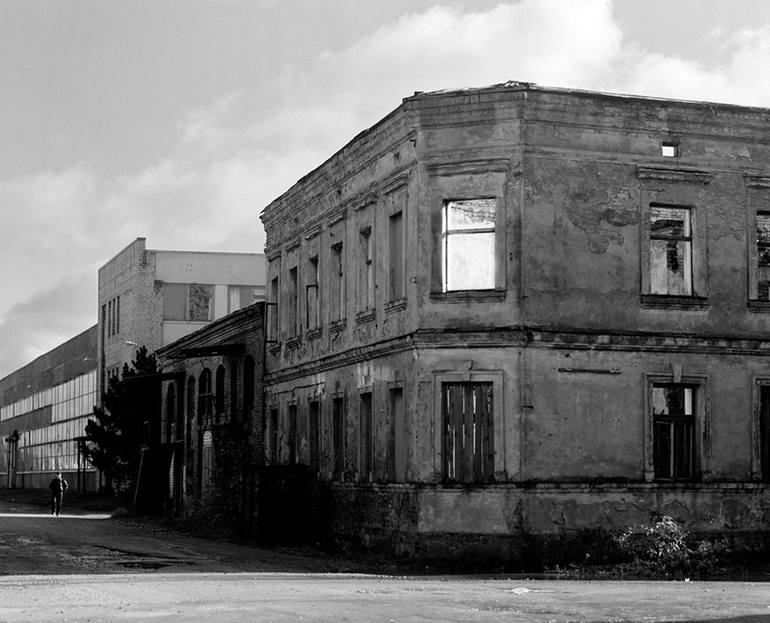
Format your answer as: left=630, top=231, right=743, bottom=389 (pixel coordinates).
left=260, top=82, right=770, bottom=563
left=0, top=326, right=98, bottom=491
left=155, top=303, right=265, bottom=532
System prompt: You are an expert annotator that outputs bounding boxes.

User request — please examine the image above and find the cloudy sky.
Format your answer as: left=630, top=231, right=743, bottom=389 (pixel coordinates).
left=0, top=0, right=768, bottom=378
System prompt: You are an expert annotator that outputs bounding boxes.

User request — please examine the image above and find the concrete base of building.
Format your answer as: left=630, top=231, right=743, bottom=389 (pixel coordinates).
left=309, top=481, right=770, bottom=570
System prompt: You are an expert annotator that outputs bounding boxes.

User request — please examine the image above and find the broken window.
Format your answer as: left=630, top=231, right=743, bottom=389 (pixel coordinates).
left=287, top=266, right=298, bottom=337
left=652, top=384, right=696, bottom=480
left=442, top=382, right=494, bottom=484
left=757, top=213, right=770, bottom=300
left=330, top=243, right=345, bottom=321
left=359, top=392, right=373, bottom=481
left=163, top=283, right=213, bottom=321
left=306, top=256, right=319, bottom=330
left=442, top=199, right=496, bottom=291
left=389, top=212, right=404, bottom=300
left=650, top=205, right=692, bottom=296
left=359, top=227, right=374, bottom=310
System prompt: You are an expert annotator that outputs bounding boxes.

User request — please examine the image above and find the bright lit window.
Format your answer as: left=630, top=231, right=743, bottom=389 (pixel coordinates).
left=442, top=199, right=496, bottom=291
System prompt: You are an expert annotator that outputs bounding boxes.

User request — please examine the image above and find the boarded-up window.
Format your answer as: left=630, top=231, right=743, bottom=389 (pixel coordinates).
left=332, top=396, right=344, bottom=479
left=652, top=384, right=695, bottom=480
left=389, top=212, right=404, bottom=300
left=442, top=199, right=496, bottom=291
left=330, top=243, right=344, bottom=321
left=267, top=277, right=279, bottom=341
left=309, top=400, right=320, bottom=474
left=288, top=266, right=298, bottom=336
left=757, top=213, right=770, bottom=300
left=163, top=284, right=187, bottom=320
left=359, top=227, right=374, bottom=310
left=650, top=205, right=692, bottom=295
left=306, top=256, right=319, bottom=330
left=359, top=392, right=373, bottom=481
left=442, top=382, right=494, bottom=484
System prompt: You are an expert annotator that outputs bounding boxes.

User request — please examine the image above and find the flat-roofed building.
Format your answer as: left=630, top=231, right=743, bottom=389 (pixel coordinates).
left=260, top=82, right=770, bottom=565
left=0, top=326, right=98, bottom=491
left=98, top=237, right=266, bottom=399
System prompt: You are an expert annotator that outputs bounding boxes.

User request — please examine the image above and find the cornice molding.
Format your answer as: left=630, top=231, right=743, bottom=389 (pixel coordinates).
left=637, top=165, right=713, bottom=184
left=426, top=158, right=510, bottom=177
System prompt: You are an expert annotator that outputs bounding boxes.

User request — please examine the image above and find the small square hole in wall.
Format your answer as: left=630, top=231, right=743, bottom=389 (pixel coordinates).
left=661, top=142, right=679, bottom=157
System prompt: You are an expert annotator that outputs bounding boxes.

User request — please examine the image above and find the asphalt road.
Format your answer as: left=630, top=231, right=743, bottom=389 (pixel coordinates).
left=1, top=500, right=770, bottom=622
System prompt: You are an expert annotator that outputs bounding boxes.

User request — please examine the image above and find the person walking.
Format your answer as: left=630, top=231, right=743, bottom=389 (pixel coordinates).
left=49, top=471, right=68, bottom=516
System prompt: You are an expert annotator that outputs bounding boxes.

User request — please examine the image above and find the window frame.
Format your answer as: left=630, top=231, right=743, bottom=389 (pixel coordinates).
left=441, top=198, right=497, bottom=293
left=648, top=204, right=693, bottom=297
left=162, top=283, right=214, bottom=322
left=643, top=373, right=709, bottom=483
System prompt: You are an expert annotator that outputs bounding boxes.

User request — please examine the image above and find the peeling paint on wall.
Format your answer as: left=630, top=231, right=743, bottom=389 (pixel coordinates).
left=563, top=184, right=639, bottom=253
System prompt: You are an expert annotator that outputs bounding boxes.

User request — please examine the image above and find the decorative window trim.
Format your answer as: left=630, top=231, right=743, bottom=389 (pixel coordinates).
left=327, top=207, right=348, bottom=227
left=639, top=294, right=709, bottom=310
left=356, top=309, right=376, bottom=324
left=329, top=318, right=347, bottom=334
left=285, top=335, right=302, bottom=350
left=643, top=372, right=709, bottom=483
left=430, top=289, right=506, bottom=303
left=426, top=158, right=510, bottom=177
left=637, top=166, right=713, bottom=185
left=305, top=327, right=323, bottom=341
left=385, top=298, right=407, bottom=314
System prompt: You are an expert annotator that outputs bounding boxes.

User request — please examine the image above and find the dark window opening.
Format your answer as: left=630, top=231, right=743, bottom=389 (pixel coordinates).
left=309, top=400, right=320, bottom=475
left=760, top=386, right=770, bottom=483
left=359, top=392, right=373, bottom=481
left=269, top=408, right=279, bottom=464
left=652, top=383, right=696, bottom=481
left=215, top=366, right=225, bottom=423
left=332, top=397, right=344, bottom=479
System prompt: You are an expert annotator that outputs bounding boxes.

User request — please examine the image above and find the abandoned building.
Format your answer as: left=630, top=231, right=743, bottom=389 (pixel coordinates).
left=98, top=237, right=266, bottom=400
left=0, top=326, right=98, bottom=491
left=154, top=302, right=265, bottom=530
left=259, top=82, right=770, bottom=562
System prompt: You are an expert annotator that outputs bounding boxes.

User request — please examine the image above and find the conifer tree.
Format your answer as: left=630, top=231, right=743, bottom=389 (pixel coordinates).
left=84, top=347, right=159, bottom=495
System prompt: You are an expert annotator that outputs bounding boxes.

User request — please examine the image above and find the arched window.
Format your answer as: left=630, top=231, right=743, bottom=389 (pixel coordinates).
left=230, top=360, right=239, bottom=422
left=243, top=355, right=255, bottom=413
left=186, top=376, right=196, bottom=441
left=165, top=383, right=176, bottom=443
left=198, top=368, right=212, bottom=427
left=215, top=365, right=225, bottom=424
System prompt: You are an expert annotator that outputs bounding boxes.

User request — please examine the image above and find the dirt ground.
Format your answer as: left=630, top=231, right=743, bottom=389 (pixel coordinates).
left=2, top=489, right=770, bottom=622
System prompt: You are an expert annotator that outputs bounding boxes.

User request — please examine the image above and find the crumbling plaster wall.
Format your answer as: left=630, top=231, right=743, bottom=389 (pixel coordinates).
left=519, top=91, right=770, bottom=336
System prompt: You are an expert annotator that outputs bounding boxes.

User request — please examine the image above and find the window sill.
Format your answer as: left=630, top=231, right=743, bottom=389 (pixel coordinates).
left=330, top=319, right=347, bottom=334
left=639, top=294, right=708, bottom=310
left=267, top=343, right=282, bottom=356
left=285, top=336, right=302, bottom=350
left=356, top=309, right=376, bottom=324
left=305, top=327, right=322, bottom=341
left=385, top=298, right=407, bottom=313
left=748, top=300, right=770, bottom=313
left=430, top=289, right=506, bottom=303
